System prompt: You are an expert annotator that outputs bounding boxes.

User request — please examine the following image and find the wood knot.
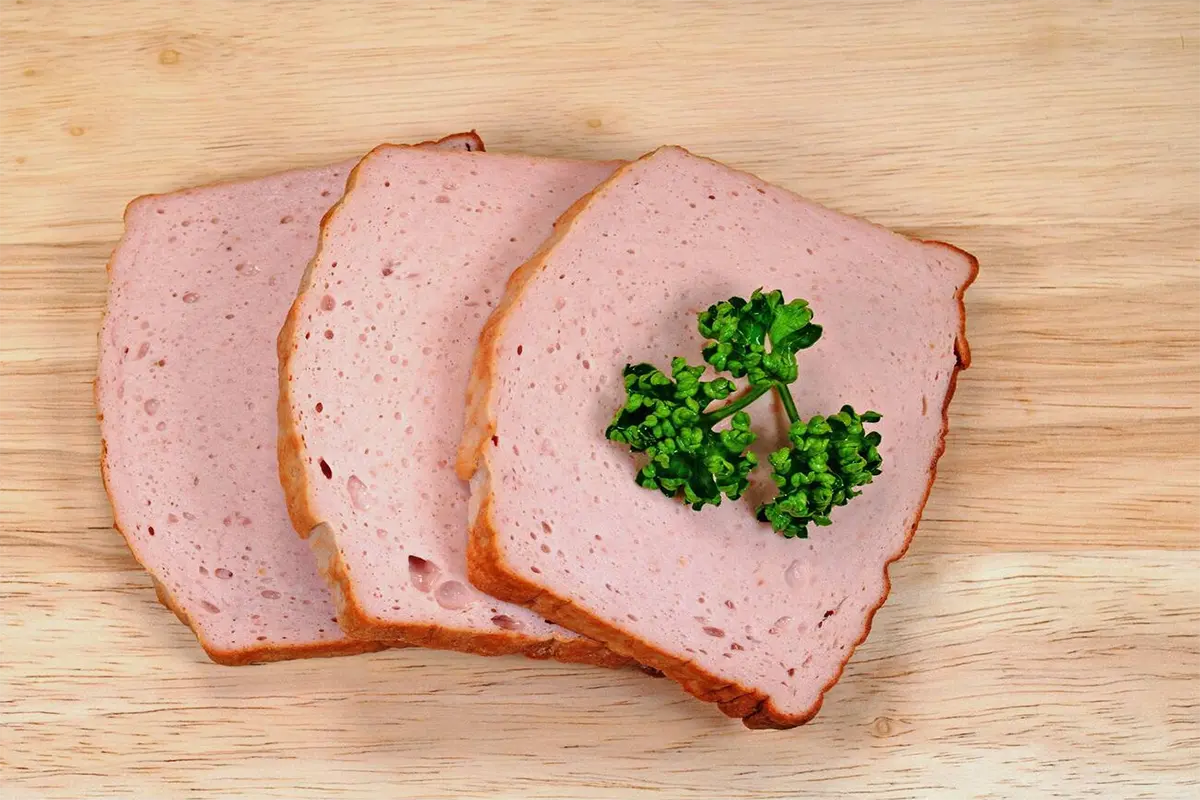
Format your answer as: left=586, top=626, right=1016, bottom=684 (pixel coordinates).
left=870, top=716, right=897, bottom=738
left=159, top=49, right=180, bottom=65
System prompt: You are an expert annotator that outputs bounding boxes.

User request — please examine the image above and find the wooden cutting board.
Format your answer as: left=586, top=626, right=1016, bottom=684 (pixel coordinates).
left=2, top=1, right=1197, bottom=797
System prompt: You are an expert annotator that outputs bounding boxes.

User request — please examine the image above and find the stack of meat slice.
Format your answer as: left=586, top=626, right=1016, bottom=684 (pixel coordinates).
left=99, top=135, right=974, bottom=728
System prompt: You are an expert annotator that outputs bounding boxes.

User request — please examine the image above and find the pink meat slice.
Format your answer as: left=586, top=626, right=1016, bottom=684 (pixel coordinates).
left=276, top=147, right=629, bottom=666
left=459, top=146, right=977, bottom=726
left=96, top=132, right=484, bottom=665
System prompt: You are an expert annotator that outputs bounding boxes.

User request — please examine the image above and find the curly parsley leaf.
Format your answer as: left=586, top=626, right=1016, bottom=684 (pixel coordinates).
left=605, top=358, right=758, bottom=509
left=697, top=289, right=822, bottom=385
left=756, top=406, right=884, bottom=538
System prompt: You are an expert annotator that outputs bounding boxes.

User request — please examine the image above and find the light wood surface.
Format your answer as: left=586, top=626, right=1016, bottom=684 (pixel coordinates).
left=2, top=1, right=1198, bottom=798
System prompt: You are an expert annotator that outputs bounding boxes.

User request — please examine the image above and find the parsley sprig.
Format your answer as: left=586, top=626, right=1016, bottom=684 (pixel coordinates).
left=605, top=289, right=883, bottom=538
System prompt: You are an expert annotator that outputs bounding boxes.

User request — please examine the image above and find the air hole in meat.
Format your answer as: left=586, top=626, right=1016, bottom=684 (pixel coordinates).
left=346, top=475, right=375, bottom=510
left=491, top=614, right=523, bottom=631
left=279, top=215, right=293, bottom=224
left=408, top=556, right=440, bottom=592
left=324, top=329, right=334, bottom=339
left=434, top=580, right=471, bottom=609
left=320, top=295, right=336, bottom=311
left=517, top=345, right=523, bottom=355
left=261, top=590, right=281, bottom=599
left=541, top=521, right=552, bottom=534
left=200, top=601, right=221, bottom=614
left=147, top=526, right=155, bottom=536
left=182, top=292, right=199, bottom=303
left=530, top=566, right=541, bottom=574
left=143, top=398, right=160, bottom=415
left=315, top=402, right=323, bottom=413
left=703, top=627, right=725, bottom=638
left=319, top=459, right=332, bottom=479
left=135, top=342, right=150, bottom=360
left=215, top=568, right=233, bottom=580
left=198, top=566, right=209, bottom=575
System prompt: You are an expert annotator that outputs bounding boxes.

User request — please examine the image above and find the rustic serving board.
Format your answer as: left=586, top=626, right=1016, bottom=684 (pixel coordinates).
left=2, top=1, right=1197, bottom=798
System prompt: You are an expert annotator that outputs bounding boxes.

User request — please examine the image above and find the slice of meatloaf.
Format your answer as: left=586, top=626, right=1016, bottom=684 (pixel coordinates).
left=459, top=146, right=977, bottom=726
left=96, top=132, right=483, bottom=665
left=277, top=146, right=629, bottom=666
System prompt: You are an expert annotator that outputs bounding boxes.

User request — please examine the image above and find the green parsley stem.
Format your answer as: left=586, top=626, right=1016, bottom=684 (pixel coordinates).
left=699, top=382, right=771, bottom=426
left=777, top=382, right=801, bottom=424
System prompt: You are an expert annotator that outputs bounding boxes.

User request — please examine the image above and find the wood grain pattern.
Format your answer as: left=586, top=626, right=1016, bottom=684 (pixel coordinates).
left=2, top=0, right=1197, bottom=797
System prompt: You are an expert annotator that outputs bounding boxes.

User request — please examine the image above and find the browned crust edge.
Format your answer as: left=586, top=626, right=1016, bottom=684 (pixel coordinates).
left=95, top=132, right=482, bottom=666
left=458, top=146, right=979, bottom=728
left=275, top=142, right=630, bottom=669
